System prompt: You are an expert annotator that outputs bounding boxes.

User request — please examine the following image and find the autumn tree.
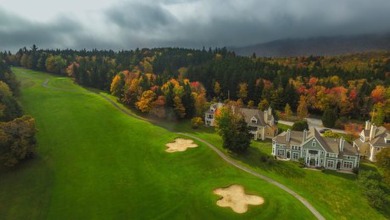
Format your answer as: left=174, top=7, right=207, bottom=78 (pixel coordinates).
left=0, top=81, right=22, bottom=121
left=151, top=96, right=166, bottom=118
left=45, top=55, right=66, bottom=75
left=237, top=82, right=248, bottom=103
left=173, top=96, right=186, bottom=119
left=258, top=99, right=269, bottom=111
left=194, top=92, right=207, bottom=116
left=136, top=90, right=156, bottom=113
left=0, top=115, right=36, bottom=167
left=297, top=95, right=308, bottom=119
left=247, top=100, right=254, bottom=108
left=214, top=81, right=221, bottom=98
left=284, top=103, right=293, bottom=118
left=371, top=85, right=386, bottom=103
left=110, top=73, right=125, bottom=98
left=371, top=103, right=385, bottom=126
left=191, top=117, right=203, bottom=129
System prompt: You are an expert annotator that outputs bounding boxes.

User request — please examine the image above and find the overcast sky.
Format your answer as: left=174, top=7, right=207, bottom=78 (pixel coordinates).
left=1, top=0, right=390, bottom=51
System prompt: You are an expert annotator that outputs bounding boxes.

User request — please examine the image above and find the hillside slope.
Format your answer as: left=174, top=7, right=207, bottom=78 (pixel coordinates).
left=234, top=33, right=390, bottom=57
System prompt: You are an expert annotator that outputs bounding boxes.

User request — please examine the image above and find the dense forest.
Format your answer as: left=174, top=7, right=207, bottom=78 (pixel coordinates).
left=0, top=54, right=36, bottom=167
left=2, top=46, right=389, bottom=126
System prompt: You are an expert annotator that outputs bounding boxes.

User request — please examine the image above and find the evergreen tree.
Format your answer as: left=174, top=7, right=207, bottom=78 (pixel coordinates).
left=322, top=108, right=337, bottom=128
left=215, top=106, right=251, bottom=153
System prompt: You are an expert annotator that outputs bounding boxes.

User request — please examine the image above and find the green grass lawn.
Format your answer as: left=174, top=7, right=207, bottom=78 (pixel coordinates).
left=99, top=92, right=390, bottom=219
left=155, top=122, right=388, bottom=220
left=0, top=68, right=316, bottom=219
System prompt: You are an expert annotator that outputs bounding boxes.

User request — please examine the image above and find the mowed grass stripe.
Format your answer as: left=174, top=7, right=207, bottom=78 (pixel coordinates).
left=0, top=67, right=315, bottom=219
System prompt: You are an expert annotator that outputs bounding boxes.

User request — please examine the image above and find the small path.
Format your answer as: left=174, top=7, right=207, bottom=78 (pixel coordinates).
left=177, top=133, right=325, bottom=220
left=42, top=79, right=49, bottom=87
left=279, top=118, right=346, bottom=134
left=278, top=120, right=294, bottom=126
left=98, top=94, right=147, bottom=122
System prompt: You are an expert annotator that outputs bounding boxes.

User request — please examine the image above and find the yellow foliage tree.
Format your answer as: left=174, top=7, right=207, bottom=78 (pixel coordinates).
left=136, top=90, right=156, bottom=113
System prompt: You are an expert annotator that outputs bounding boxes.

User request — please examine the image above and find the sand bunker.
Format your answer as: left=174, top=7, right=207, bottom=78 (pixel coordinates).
left=213, top=185, right=264, bottom=213
left=165, top=138, right=198, bottom=153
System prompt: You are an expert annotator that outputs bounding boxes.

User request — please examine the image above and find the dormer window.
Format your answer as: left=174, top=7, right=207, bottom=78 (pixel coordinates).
left=250, top=116, right=257, bottom=124
left=210, top=109, right=214, bottom=113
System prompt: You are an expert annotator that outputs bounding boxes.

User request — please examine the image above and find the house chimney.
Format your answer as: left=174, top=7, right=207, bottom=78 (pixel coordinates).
left=268, top=107, right=272, bottom=117
left=365, top=121, right=371, bottom=130
left=286, top=129, right=291, bottom=142
left=264, top=110, right=268, bottom=124
left=303, top=129, right=307, bottom=142
left=339, top=138, right=345, bottom=152
left=369, top=124, right=377, bottom=141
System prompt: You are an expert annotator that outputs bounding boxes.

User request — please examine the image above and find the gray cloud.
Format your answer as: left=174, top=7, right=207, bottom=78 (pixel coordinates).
left=1, top=0, right=390, bottom=51
left=0, top=8, right=83, bottom=51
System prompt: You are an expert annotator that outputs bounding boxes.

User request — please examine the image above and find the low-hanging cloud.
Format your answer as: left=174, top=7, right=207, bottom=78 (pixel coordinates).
left=1, top=0, right=390, bottom=51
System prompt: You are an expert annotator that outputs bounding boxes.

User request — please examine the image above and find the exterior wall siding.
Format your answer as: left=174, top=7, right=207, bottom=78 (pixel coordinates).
left=272, top=136, right=359, bottom=171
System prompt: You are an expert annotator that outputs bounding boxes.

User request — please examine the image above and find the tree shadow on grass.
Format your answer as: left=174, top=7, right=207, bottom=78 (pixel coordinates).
left=321, top=169, right=357, bottom=181
left=229, top=146, right=306, bottom=179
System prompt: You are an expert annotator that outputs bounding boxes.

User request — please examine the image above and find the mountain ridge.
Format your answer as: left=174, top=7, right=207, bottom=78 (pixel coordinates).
left=233, top=33, right=390, bottom=57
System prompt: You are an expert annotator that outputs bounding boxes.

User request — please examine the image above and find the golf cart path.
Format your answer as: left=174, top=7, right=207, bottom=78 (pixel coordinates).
left=177, top=133, right=325, bottom=220
left=40, top=77, right=325, bottom=220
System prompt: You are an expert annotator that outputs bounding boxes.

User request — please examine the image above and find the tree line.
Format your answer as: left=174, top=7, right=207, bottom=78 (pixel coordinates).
left=2, top=46, right=389, bottom=125
left=0, top=54, right=36, bottom=167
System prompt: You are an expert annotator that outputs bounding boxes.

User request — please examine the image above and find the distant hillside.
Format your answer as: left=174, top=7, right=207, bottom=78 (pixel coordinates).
left=233, top=33, right=390, bottom=57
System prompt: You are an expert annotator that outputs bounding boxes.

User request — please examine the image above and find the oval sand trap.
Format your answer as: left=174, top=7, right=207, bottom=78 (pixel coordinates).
left=165, top=138, right=198, bottom=153
left=214, top=185, right=264, bottom=213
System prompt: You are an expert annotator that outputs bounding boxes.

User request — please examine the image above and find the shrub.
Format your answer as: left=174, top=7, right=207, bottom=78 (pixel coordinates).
left=352, top=167, right=359, bottom=175
left=292, top=120, right=309, bottom=131
left=191, top=117, right=203, bottom=129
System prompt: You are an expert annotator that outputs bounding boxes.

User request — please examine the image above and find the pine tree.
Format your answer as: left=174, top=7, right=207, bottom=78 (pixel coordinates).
left=322, top=108, right=337, bottom=128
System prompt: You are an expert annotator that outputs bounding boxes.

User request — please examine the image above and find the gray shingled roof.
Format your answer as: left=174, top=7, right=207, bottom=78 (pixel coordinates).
left=274, top=130, right=313, bottom=147
left=275, top=128, right=358, bottom=156
left=371, top=126, right=390, bottom=147
left=355, top=126, right=390, bottom=148
left=239, top=108, right=267, bottom=127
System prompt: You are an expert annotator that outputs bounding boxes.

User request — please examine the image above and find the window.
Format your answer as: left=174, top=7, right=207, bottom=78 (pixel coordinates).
left=327, top=160, right=334, bottom=168
left=278, top=150, right=284, bottom=156
left=207, top=114, right=213, bottom=119
left=251, top=117, right=257, bottom=124
left=292, top=153, right=299, bottom=160
left=343, top=161, right=353, bottom=169
left=312, top=140, right=316, bottom=147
